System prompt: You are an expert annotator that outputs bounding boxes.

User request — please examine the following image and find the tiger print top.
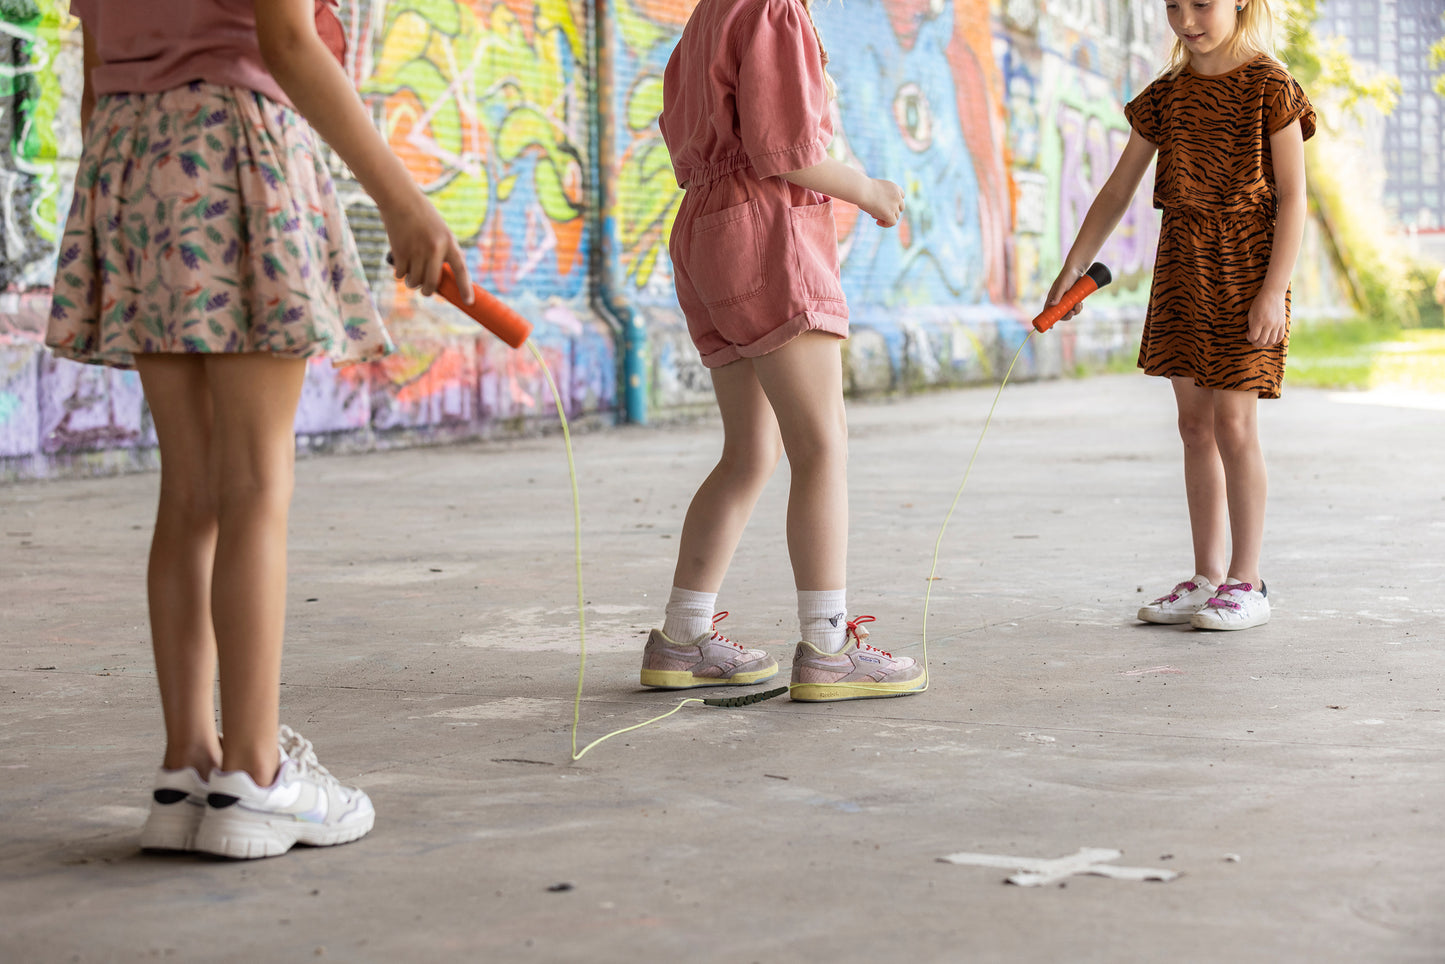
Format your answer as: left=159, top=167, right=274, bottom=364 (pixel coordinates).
left=1124, top=55, right=1316, bottom=400
left=1125, top=55, right=1316, bottom=219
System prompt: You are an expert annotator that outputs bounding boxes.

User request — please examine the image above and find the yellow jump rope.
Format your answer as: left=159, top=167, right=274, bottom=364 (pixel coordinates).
left=439, top=257, right=1109, bottom=761
left=533, top=334, right=1036, bottom=761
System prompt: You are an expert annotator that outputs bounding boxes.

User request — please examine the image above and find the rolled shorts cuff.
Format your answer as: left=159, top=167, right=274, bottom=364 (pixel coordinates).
left=698, top=308, right=848, bottom=369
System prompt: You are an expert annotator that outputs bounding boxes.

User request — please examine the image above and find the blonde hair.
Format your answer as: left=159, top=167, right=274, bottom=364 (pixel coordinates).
left=1162, top=0, right=1280, bottom=78
left=799, top=0, right=838, bottom=99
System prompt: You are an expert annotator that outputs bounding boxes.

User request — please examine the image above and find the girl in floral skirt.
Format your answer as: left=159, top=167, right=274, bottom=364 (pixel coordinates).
left=47, top=0, right=472, bottom=859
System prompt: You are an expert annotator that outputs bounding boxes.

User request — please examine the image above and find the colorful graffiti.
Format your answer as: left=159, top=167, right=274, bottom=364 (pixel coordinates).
left=1005, top=5, right=1165, bottom=308
left=0, top=0, right=1352, bottom=479
left=362, top=0, right=589, bottom=298
left=604, top=0, right=685, bottom=298
left=818, top=0, right=989, bottom=307
left=1, top=0, right=76, bottom=289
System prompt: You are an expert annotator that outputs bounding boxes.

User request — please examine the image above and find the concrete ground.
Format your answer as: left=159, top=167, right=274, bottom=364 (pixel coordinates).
left=2, top=372, right=1442, bottom=963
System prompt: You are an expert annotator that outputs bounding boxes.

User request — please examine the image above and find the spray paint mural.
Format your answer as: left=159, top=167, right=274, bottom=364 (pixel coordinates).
left=0, top=0, right=1350, bottom=479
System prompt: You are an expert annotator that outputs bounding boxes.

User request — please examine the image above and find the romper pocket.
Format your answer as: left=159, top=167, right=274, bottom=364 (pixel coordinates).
left=688, top=199, right=767, bottom=308
left=788, top=199, right=845, bottom=303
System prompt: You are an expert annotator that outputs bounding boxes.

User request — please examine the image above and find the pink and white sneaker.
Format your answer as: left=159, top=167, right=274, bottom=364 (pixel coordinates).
left=1137, top=575, right=1217, bottom=624
left=1191, top=581, right=1271, bottom=631
left=789, top=616, right=926, bottom=702
left=640, top=612, right=779, bottom=689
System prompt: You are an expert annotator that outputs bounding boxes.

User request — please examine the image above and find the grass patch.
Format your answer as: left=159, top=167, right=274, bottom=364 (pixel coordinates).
left=1288, top=318, right=1445, bottom=391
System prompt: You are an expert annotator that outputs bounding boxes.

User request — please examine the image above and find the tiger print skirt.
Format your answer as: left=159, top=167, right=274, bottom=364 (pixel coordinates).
left=1138, top=207, right=1289, bottom=399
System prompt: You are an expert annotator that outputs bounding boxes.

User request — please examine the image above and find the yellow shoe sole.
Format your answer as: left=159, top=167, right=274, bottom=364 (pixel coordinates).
left=640, top=663, right=779, bottom=689
left=789, top=674, right=927, bottom=702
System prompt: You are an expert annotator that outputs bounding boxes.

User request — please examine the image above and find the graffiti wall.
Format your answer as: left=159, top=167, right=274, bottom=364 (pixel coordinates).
left=0, top=0, right=1352, bottom=480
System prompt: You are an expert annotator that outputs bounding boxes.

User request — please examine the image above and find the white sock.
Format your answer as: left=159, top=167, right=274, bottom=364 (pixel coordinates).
left=662, top=587, right=717, bottom=642
left=798, top=589, right=848, bottom=653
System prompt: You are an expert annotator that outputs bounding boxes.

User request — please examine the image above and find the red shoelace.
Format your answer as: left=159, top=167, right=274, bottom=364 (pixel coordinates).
left=847, top=615, right=893, bottom=656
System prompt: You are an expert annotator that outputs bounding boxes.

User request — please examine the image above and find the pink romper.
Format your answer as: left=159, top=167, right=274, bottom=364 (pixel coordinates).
left=660, top=0, right=848, bottom=369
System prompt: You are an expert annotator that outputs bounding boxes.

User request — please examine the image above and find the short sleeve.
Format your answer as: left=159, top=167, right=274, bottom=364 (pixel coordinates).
left=1124, top=82, right=1159, bottom=144
left=735, top=0, right=830, bottom=178
left=1267, top=75, right=1316, bottom=141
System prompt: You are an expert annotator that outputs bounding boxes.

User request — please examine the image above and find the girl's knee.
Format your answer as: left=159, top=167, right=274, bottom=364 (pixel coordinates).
left=719, top=436, right=783, bottom=487
left=1212, top=401, right=1257, bottom=440
left=215, top=464, right=296, bottom=516
left=158, top=479, right=219, bottom=528
left=1177, top=412, right=1215, bottom=448
left=782, top=427, right=847, bottom=474
left=1212, top=413, right=1258, bottom=457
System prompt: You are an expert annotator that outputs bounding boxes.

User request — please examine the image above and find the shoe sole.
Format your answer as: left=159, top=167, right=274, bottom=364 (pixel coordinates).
left=1190, top=614, right=1270, bottom=631
left=195, top=811, right=375, bottom=859
left=640, top=664, right=778, bottom=689
left=790, top=675, right=928, bottom=702
left=1137, top=608, right=1199, bottom=625
left=139, top=804, right=202, bottom=852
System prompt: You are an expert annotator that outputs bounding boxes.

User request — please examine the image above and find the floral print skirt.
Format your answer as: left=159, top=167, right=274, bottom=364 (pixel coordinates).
left=46, top=82, right=393, bottom=369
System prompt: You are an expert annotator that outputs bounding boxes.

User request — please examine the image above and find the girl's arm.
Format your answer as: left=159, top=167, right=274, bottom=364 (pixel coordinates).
left=1044, top=130, right=1157, bottom=319
left=253, top=0, right=471, bottom=301
left=1248, top=119, right=1307, bottom=347
left=80, top=25, right=97, bottom=131
left=778, top=158, right=905, bottom=228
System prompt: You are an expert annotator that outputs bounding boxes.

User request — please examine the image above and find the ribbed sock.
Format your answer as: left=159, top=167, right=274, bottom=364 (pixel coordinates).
left=662, top=587, right=717, bottom=642
left=798, top=589, right=848, bottom=653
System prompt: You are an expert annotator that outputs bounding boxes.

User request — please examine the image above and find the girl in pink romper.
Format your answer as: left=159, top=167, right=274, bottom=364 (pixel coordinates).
left=49, top=0, right=473, bottom=859
left=640, top=0, right=924, bottom=702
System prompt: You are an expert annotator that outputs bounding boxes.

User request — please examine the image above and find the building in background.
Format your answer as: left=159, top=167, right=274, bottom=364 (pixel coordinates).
left=1315, top=0, right=1445, bottom=234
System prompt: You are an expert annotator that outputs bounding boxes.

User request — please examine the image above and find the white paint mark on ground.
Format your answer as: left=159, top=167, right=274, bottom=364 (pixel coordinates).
left=427, top=698, right=559, bottom=721
left=1019, top=732, right=1057, bottom=744
left=1120, top=665, right=1185, bottom=676
left=938, top=847, right=1180, bottom=886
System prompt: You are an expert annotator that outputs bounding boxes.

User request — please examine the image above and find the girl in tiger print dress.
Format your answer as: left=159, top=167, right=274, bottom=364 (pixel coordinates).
left=1044, top=0, right=1314, bottom=632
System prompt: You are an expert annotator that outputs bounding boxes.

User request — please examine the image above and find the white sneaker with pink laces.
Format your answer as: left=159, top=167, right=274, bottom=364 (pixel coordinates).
left=1137, top=574, right=1217, bottom=624
left=1191, top=581, right=1271, bottom=631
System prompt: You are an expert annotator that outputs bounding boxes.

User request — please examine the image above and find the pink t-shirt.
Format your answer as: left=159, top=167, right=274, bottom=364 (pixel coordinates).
left=70, top=0, right=345, bottom=109
left=660, top=0, right=832, bottom=187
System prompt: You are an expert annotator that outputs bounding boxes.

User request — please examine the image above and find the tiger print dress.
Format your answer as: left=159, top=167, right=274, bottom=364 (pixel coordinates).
left=1124, top=55, right=1315, bottom=399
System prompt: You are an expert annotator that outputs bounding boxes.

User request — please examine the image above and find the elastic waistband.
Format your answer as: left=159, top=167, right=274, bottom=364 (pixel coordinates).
left=1162, top=204, right=1273, bottom=223
left=678, top=152, right=755, bottom=189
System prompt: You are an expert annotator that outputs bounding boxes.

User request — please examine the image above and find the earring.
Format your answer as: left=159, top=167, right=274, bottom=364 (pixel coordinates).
left=1236, top=3, right=1243, bottom=9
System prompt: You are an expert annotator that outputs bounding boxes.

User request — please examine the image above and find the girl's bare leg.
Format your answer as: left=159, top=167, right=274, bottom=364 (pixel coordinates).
left=751, top=332, right=848, bottom=591
left=1171, top=377, right=1228, bottom=586
left=1211, top=387, right=1266, bottom=587
left=204, top=354, right=307, bottom=785
left=672, top=360, right=784, bottom=592
left=133, top=355, right=222, bottom=777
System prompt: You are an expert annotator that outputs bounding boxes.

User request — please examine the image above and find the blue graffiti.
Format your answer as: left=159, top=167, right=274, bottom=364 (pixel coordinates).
left=815, top=0, right=985, bottom=308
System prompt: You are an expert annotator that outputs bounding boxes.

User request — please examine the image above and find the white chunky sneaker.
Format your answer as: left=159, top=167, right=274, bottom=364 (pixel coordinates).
left=1137, top=574, right=1217, bottom=624
left=1191, top=581, right=1271, bottom=631
left=195, top=725, right=375, bottom=859
left=139, top=766, right=209, bottom=852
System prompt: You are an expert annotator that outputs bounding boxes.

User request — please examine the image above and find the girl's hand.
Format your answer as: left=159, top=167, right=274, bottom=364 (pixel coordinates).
left=1247, top=289, right=1288, bottom=347
left=380, top=189, right=473, bottom=302
left=863, top=178, right=905, bottom=228
left=1044, top=266, right=1086, bottom=321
